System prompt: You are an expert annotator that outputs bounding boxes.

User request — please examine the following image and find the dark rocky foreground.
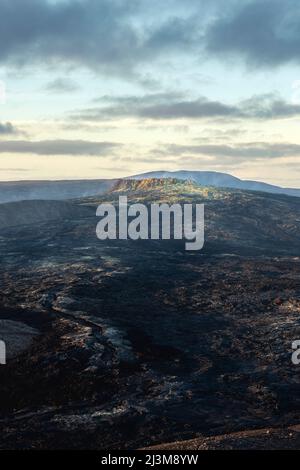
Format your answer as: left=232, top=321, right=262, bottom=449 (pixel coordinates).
left=146, top=425, right=300, bottom=450
left=0, top=180, right=300, bottom=449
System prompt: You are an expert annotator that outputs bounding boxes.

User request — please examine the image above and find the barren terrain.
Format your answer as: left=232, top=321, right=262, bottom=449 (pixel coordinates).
left=0, top=179, right=300, bottom=449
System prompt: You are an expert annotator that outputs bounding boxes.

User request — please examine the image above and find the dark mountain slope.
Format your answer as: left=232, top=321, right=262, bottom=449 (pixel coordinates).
left=0, top=200, right=93, bottom=229
left=0, top=179, right=300, bottom=449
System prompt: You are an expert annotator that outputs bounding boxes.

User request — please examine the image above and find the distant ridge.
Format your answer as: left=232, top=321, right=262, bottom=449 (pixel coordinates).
left=1, top=171, right=299, bottom=204
left=0, top=179, right=115, bottom=204
left=129, top=170, right=300, bottom=198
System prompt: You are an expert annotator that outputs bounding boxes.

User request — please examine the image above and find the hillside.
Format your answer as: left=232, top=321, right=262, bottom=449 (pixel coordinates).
left=130, top=170, right=300, bottom=197
left=0, top=199, right=93, bottom=229
left=0, top=179, right=300, bottom=449
left=98, top=177, right=300, bottom=256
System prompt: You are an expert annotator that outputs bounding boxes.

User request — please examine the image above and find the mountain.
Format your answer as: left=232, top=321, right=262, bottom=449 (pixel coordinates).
left=1, top=179, right=300, bottom=449
left=0, top=179, right=115, bottom=204
left=1, top=171, right=299, bottom=205
left=130, top=170, right=300, bottom=197
left=106, top=177, right=300, bottom=255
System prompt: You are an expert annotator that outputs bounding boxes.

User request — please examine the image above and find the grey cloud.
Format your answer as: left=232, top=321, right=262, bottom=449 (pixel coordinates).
left=73, top=92, right=300, bottom=121
left=0, top=0, right=201, bottom=77
left=205, top=0, right=300, bottom=67
left=0, top=140, right=120, bottom=156
left=139, top=99, right=240, bottom=119
left=145, top=16, right=197, bottom=53
left=197, top=128, right=248, bottom=141
left=241, top=94, right=300, bottom=119
left=74, top=94, right=242, bottom=121
left=0, top=122, right=19, bottom=135
left=45, top=78, right=80, bottom=93
left=0, top=0, right=297, bottom=76
left=163, top=142, right=300, bottom=160
left=0, top=0, right=139, bottom=73
left=0, top=168, right=31, bottom=172
left=93, top=92, right=185, bottom=106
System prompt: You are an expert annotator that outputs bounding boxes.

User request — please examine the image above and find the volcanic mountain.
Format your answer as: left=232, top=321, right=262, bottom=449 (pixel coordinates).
left=0, top=178, right=300, bottom=449
left=130, top=170, right=300, bottom=197
left=1, top=170, right=299, bottom=205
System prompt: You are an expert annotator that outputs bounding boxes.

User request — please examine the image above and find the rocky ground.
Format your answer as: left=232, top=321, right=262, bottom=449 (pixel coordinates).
left=145, top=425, right=300, bottom=450
left=0, top=179, right=300, bottom=449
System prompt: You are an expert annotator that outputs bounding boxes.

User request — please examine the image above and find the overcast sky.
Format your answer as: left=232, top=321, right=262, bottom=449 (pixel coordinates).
left=1, top=0, right=300, bottom=186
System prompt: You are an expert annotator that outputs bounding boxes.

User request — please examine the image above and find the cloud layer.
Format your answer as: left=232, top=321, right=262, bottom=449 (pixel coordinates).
left=164, top=142, right=300, bottom=159
left=0, top=0, right=197, bottom=76
left=205, top=0, right=300, bottom=67
left=73, top=93, right=300, bottom=121
left=1, top=0, right=299, bottom=74
left=0, top=140, right=120, bottom=156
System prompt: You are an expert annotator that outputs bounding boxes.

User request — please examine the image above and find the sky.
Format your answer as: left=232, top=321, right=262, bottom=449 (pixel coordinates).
left=0, top=0, right=300, bottom=186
